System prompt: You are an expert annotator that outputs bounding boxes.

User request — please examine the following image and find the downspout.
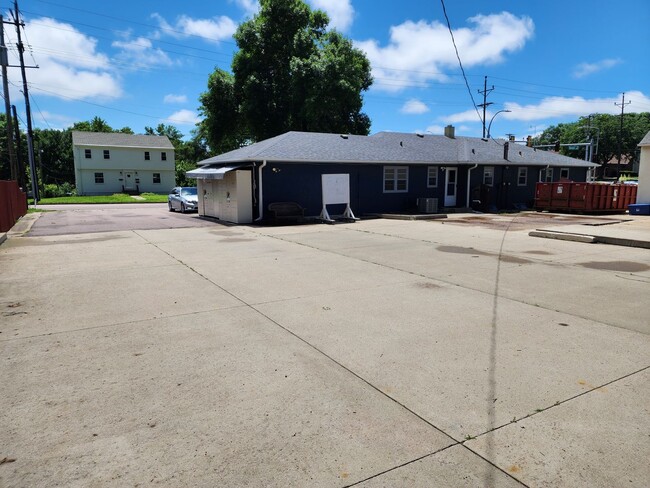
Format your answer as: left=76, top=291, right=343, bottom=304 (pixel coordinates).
left=466, top=163, right=478, bottom=208
left=254, top=160, right=267, bottom=221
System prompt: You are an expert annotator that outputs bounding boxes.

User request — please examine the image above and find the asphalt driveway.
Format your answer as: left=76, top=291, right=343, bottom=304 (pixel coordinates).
left=1, top=212, right=648, bottom=487
left=28, top=203, right=218, bottom=236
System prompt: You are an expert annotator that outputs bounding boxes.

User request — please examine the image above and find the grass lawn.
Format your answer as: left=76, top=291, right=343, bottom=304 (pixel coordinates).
left=31, top=193, right=168, bottom=205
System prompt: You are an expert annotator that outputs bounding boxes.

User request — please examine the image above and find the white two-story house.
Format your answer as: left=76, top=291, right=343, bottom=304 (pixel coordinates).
left=72, top=131, right=175, bottom=195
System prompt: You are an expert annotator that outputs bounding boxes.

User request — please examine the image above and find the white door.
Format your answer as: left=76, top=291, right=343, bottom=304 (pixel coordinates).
left=444, top=167, right=457, bottom=207
left=123, top=171, right=135, bottom=190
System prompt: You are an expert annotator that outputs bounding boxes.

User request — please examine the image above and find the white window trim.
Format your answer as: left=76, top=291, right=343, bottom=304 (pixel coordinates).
left=517, top=167, right=528, bottom=186
left=153, top=173, right=161, bottom=184
left=383, top=166, right=409, bottom=193
left=94, top=172, right=104, bottom=184
left=540, top=168, right=553, bottom=182
left=560, top=167, right=570, bottom=179
left=483, top=166, right=494, bottom=186
left=427, top=166, right=438, bottom=188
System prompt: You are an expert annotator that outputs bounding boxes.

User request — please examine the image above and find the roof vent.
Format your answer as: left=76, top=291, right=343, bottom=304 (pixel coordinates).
left=444, top=125, right=455, bottom=139
left=471, top=148, right=475, bottom=154
left=416, top=133, right=424, bottom=138
left=400, top=141, right=403, bottom=147
left=340, top=134, right=348, bottom=139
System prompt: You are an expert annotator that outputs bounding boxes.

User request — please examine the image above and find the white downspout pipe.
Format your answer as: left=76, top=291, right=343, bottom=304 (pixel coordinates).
left=254, top=160, right=267, bottom=221
left=466, top=163, right=478, bottom=208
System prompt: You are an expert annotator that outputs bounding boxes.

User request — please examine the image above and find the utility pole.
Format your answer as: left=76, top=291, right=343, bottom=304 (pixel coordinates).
left=614, top=92, right=630, bottom=180
left=12, top=0, right=39, bottom=202
left=12, top=104, right=25, bottom=190
left=477, top=76, right=494, bottom=139
left=0, top=16, right=17, bottom=181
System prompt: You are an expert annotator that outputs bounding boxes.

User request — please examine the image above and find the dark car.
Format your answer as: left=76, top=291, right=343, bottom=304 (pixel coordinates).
left=168, top=187, right=198, bottom=213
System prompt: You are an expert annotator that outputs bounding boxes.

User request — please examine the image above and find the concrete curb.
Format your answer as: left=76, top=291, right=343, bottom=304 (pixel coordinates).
left=5, top=212, right=42, bottom=238
left=529, top=230, right=596, bottom=244
left=530, top=228, right=650, bottom=249
left=0, top=232, right=6, bottom=246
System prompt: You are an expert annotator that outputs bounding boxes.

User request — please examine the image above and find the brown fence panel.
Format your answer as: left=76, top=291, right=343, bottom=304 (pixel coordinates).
left=0, top=180, right=27, bottom=232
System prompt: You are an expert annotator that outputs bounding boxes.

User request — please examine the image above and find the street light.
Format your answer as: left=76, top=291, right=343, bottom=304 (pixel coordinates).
left=486, top=109, right=512, bottom=139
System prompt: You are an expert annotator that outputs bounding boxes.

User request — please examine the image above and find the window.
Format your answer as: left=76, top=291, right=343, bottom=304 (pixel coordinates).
left=383, top=166, right=408, bottom=193
left=560, top=168, right=570, bottom=180
left=153, top=173, right=161, bottom=184
left=517, top=167, right=528, bottom=186
left=103, top=150, right=110, bottom=159
left=483, top=166, right=494, bottom=186
left=144, top=151, right=150, bottom=160
left=84, top=149, right=91, bottom=159
left=94, top=172, right=104, bottom=184
left=427, top=166, right=438, bottom=187
left=161, top=152, right=167, bottom=161
left=540, top=168, right=553, bottom=182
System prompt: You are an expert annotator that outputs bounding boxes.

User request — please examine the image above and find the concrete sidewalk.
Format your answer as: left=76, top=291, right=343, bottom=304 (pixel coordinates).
left=1, top=216, right=648, bottom=487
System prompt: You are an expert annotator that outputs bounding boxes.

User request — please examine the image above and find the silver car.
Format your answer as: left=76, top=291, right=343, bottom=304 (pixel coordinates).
left=168, top=187, right=198, bottom=213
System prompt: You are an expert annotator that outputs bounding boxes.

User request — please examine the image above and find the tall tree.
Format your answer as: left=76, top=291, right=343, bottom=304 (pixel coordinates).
left=33, top=128, right=74, bottom=185
left=72, top=116, right=133, bottom=134
left=538, top=113, right=650, bottom=170
left=198, top=0, right=372, bottom=153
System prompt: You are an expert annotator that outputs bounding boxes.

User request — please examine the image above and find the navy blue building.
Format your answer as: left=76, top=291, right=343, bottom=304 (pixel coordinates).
left=188, top=128, right=598, bottom=222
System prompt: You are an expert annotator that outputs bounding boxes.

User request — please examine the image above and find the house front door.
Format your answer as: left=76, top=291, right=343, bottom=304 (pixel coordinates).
left=123, top=171, right=135, bottom=191
left=444, top=167, right=457, bottom=207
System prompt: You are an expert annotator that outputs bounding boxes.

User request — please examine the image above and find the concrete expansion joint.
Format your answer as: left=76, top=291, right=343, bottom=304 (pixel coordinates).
left=463, top=364, right=650, bottom=444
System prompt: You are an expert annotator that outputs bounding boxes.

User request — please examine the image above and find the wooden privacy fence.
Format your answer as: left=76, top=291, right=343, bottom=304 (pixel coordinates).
left=0, top=180, right=27, bottom=232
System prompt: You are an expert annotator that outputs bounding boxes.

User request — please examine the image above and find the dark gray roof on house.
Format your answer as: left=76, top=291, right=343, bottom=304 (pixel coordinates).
left=639, top=130, right=650, bottom=146
left=72, top=131, right=174, bottom=149
left=198, top=131, right=597, bottom=168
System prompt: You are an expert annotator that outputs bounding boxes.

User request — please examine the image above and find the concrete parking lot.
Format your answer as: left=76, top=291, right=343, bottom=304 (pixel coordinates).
left=1, top=209, right=649, bottom=487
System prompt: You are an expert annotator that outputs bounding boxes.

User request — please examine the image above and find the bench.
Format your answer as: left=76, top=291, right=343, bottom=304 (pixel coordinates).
left=268, top=202, right=305, bottom=224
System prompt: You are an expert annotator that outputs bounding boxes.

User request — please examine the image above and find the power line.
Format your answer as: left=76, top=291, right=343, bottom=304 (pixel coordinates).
left=438, top=0, right=482, bottom=127
left=29, top=0, right=239, bottom=47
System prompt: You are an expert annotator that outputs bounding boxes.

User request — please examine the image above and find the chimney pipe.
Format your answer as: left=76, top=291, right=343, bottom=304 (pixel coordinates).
left=444, top=125, right=455, bottom=139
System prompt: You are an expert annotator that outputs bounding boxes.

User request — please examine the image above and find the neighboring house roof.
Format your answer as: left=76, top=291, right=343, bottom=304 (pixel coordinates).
left=72, top=131, right=174, bottom=149
left=638, top=130, right=650, bottom=146
left=197, top=131, right=597, bottom=168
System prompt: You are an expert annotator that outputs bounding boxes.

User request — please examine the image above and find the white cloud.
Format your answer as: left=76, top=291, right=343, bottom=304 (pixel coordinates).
left=573, top=58, right=622, bottom=78
left=233, top=0, right=259, bottom=17
left=164, top=94, right=188, bottom=104
left=165, top=109, right=201, bottom=126
left=443, top=91, right=650, bottom=123
left=112, top=36, right=173, bottom=68
left=309, top=0, right=355, bottom=32
left=442, top=108, right=483, bottom=124
left=152, top=13, right=237, bottom=43
left=401, top=99, right=429, bottom=114
left=6, top=17, right=122, bottom=100
left=356, top=12, right=534, bottom=92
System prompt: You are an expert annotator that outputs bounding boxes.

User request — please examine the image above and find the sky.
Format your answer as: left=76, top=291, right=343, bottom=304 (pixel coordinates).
left=3, top=0, right=650, bottom=144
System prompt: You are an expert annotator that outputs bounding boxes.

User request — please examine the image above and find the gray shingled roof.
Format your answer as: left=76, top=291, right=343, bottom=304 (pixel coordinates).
left=72, top=131, right=174, bottom=149
left=639, top=130, right=650, bottom=146
left=198, top=131, right=597, bottom=168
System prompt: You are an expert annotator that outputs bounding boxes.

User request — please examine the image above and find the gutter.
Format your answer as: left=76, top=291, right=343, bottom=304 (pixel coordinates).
left=254, top=160, right=267, bottom=221
left=466, top=163, right=478, bottom=208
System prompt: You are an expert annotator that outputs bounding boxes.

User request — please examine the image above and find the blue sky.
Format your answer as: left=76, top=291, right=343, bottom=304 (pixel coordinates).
left=5, top=0, right=650, bottom=143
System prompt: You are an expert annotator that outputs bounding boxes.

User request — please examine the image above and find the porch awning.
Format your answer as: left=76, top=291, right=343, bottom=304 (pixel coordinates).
left=186, top=164, right=248, bottom=180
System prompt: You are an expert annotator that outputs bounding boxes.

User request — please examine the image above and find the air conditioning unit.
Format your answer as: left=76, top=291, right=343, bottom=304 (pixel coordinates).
left=417, top=197, right=438, bottom=214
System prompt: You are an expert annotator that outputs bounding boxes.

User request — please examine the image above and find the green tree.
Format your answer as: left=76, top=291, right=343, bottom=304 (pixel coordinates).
left=538, top=113, right=650, bottom=173
left=71, top=116, right=133, bottom=134
left=33, top=128, right=74, bottom=185
left=198, top=0, right=372, bottom=153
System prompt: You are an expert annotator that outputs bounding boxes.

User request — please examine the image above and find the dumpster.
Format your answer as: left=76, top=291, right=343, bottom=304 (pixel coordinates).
left=534, top=182, right=637, bottom=214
